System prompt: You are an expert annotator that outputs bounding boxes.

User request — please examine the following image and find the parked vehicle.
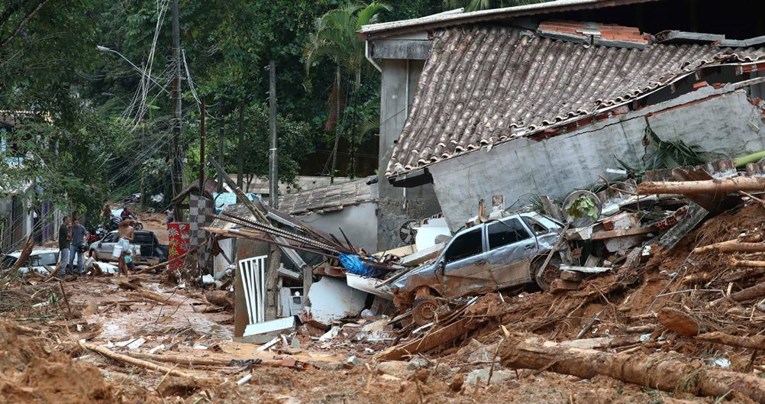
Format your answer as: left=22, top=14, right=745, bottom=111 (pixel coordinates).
left=390, top=212, right=563, bottom=325
left=89, top=230, right=167, bottom=265
left=0, top=248, right=60, bottom=275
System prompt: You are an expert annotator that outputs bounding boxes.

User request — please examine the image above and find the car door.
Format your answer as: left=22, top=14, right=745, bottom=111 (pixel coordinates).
left=485, top=217, right=538, bottom=288
left=435, top=227, right=491, bottom=298
left=98, top=232, right=118, bottom=258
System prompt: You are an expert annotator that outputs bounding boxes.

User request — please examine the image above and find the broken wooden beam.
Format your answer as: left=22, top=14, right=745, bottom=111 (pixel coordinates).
left=590, top=226, right=657, bottom=240
left=638, top=176, right=765, bottom=195
left=499, top=333, right=765, bottom=402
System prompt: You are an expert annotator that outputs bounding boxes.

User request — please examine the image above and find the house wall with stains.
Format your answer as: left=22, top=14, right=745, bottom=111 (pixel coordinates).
left=378, top=59, right=442, bottom=250
left=296, top=202, right=378, bottom=253
left=428, top=86, right=765, bottom=230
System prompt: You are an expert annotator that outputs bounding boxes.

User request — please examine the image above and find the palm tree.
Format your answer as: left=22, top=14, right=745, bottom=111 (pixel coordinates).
left=304, top=1, right=390, bottom=182
left=443, top=0, right=551, bottom=12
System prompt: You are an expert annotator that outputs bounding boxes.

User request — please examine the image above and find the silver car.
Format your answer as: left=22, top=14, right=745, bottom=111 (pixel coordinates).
left=88, top=231, right=140, bottom=262
left=391, top=212, right=563, bottom=325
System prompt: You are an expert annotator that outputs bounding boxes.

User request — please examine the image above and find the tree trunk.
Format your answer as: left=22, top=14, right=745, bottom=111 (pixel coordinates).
left=236, top=101, right=246, bottom=192
left=80, top=341, right=195, bottom=378
left=499, top=334, right=765, bottom=402
left=695, top=331, right=765, bottom=350
left=330, top=64, right=341, bottom=184
left=638, top=177, right=765, bottom=195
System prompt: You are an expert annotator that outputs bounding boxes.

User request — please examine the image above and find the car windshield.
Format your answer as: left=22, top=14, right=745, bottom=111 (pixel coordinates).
left=133, top=232, right=155, bottom=244
left=1, top=255, right=17, bottom=269
left=29, top=253, right=58, bottom=266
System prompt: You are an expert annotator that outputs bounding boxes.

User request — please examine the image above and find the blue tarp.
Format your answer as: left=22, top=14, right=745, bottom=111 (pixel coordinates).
left=339, top=253, right=386, bottom=277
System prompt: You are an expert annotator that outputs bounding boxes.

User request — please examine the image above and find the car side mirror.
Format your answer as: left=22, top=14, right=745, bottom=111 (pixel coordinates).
left=438, top=260, right=445, bottom=275
left=98, top=242, right=102, bottom=248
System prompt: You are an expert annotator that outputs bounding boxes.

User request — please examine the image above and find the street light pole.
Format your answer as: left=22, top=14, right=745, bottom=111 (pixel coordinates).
left=96, top=46, right=169, bottom=94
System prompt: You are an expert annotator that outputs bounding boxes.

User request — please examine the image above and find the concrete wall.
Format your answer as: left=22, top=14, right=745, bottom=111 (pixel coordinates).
left=297, top=202, right=378, bottom=252
left=378, top=59, right=442, bottom=250
left=429, top=87, right=765, bottom=230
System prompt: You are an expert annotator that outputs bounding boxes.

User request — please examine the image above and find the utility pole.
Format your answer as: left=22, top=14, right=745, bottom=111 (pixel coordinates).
left=218, top=101, right=224, bottom=193
left=199, top=98, right=206, bottom=194
left=268, top=60, right=278, bottom=209
left=171, top=0, right=183, bottom=220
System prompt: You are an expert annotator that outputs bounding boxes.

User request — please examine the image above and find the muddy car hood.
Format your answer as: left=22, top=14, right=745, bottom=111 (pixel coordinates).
left=390, top=262, right=438, bottom=294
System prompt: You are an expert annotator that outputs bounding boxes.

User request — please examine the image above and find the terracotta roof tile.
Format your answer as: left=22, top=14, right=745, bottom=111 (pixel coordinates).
left=385, top=26, right=765, bottom=177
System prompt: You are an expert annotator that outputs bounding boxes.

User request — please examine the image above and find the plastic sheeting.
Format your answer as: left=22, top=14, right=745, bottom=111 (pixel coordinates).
left=339, top=253, right=386, bottom=277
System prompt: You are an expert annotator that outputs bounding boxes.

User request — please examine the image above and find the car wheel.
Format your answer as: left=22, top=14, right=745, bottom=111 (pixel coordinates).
left=534, top=255, right=562, bottom=292
left=412, top=296, right=440, bottom=326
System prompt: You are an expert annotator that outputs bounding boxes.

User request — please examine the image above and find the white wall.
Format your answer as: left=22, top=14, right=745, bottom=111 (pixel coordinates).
left=297, top=202, right=378, bottom=252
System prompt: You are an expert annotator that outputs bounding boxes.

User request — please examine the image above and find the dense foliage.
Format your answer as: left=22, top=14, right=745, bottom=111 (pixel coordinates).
left=0, top=0, right=455, bottom=224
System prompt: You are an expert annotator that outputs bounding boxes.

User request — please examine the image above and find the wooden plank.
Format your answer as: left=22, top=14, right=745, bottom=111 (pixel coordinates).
left=374, top=318, right=479, bottom=361
left=590, top=226, right=657, bottom=240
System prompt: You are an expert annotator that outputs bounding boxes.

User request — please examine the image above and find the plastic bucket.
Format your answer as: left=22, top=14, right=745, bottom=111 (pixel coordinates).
left=112, top=245, right=123, bottom=258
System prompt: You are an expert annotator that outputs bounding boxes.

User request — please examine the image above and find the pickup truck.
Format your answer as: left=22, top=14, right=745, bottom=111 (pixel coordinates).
left=89, top=230, right=168, bottom=265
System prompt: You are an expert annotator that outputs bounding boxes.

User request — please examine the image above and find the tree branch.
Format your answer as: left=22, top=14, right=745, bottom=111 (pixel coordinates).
left=0, top=0, right=50, bottom=51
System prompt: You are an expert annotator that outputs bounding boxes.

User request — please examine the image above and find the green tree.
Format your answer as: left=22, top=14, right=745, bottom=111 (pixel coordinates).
left=443, top=0, right=550, bottom=12
left=304, top=1, right=390, bottom=182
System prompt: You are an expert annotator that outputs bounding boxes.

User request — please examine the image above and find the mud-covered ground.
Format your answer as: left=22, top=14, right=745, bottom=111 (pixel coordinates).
left=2, top=204, right=765, bottom=403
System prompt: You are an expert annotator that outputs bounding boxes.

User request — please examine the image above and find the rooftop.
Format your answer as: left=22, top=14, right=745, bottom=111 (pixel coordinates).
left=359, top=0, right=661, bottom=39
left=385, top=25, right=765, bottom=177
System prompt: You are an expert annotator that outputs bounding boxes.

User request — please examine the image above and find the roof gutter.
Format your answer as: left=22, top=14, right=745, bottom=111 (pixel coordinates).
left=365, top=40, right=382, bottom=73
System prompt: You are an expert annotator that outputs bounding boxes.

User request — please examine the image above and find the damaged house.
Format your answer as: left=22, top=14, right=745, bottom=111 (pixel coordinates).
left=206, top=177, right=380, bottom=338
left=361, top=0, right=765, bottom=234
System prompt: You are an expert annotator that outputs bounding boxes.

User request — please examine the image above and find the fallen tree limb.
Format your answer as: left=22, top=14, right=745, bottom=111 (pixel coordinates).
left=499, top=333, right=765, bottom=402
left=374, top=318, right=482, bottom=361
left=693, top=235, right=763, bottom=254
left=129, top=352, right=229, bottom=367
left=638, top=177, right=765, bottom=196
left=10, top=235, right=34, bottom=272
left=729, top=282, right=765, bottom=303
left=730, top=258, right=765, bottom=268
left=80, top=340, right=195, bottom=378
left=117, top=280, right=182, bottom=306
left=695, top=332, right=765, bottom=351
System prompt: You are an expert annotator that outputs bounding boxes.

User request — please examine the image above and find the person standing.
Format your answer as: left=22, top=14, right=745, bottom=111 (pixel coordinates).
left=117, top=220, right=135, bottom=277
left=58, top=217, right=71, bottom=276
left=68, top=218, right=87, bottom=275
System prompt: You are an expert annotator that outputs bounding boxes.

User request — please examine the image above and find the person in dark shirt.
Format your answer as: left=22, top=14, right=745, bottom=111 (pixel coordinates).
left=58, top=217, right=71, bottom=276
left=68, top=218, right=87, bottom=275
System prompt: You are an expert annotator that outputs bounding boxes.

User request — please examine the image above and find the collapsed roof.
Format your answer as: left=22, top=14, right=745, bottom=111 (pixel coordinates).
left=385, top=25, right=765, bottom=178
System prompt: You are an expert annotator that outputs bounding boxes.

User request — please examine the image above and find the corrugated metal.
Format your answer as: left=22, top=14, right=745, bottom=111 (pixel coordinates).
left=359, top=0, right=662, bottom=39
left=386, top=26, right=765, bottom=177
